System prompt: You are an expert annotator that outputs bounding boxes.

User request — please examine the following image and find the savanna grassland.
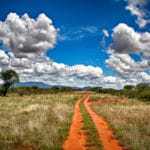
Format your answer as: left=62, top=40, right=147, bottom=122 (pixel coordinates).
left=0, top=91, right=150, bottom=150
left=0, top=92, right=81, bottom=150
left=91, top=93, right=150, bottom=150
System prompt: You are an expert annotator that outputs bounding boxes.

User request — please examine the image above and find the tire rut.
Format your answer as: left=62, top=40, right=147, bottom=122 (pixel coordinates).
left=63, top=96, right=87, bottom=150
left=84, top=96, right=124, bottom=150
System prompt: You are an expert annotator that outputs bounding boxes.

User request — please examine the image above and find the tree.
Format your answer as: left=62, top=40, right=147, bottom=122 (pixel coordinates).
left=124, top=85, right=135, bottom=90
left=0, top=69, right=19, bottom=96
left=136, top=83, right=149, bottom=91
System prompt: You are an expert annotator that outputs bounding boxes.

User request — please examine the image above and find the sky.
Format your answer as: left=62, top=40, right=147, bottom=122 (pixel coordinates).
left=0, top=0, right=150, bottom=88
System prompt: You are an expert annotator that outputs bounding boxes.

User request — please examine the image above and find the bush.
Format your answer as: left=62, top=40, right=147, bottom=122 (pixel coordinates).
left=92, top=83, right=150, bottom=101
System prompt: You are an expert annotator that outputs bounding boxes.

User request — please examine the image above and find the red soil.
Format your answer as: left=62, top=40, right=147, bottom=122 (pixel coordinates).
left=84, top=96, right=124, bottom=150
left=63, top=97, right=86, bottom=150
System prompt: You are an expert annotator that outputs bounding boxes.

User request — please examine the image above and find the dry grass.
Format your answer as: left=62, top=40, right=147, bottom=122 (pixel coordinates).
left=0, top=93, right=80, bottom=150
left=91, top=94, right=150, bottom=150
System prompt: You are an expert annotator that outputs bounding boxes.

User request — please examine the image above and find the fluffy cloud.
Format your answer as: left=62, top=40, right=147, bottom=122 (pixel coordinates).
left=106, top=52, right=150, bottom=87
left=126, top=0, right=150, bottom=28
left=1, top=48, right=148, bottom=89
left=106, top=53, right=149, bottom=76
left=0, top=13, right=107, bottom=88
left=106, top=22, right=150, bottom=87
left=110, top=23, right=150, bottom=57
left=106, top=1, right=150, bottom=86
left=102, top=76, right=126, bottom=89
left=0, top=13, right=57, bottom=58
left=0, top=49, right=128, bottom=89
left=0, top=13, right=149, bottom=89
left=0, top=49, right=105, bottom=88
left=110, top=23, right=140, bottom=53
left=139, top=72, right=150, bottom=82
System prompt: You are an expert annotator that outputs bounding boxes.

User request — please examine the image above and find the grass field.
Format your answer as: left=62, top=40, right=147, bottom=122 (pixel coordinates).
left=0, top=93, right=80, bottom=150
left=1, top=92, right=150, bottom=150
left=91, top=93, right=150, bottom=150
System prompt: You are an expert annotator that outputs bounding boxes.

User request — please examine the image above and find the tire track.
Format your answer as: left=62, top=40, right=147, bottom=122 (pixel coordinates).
left=84, top=96, right=124, bottom=150
left=63, top=96, right=87, bottom=150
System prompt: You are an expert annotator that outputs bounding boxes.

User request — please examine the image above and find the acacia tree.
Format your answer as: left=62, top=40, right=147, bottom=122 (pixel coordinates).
left=0, top=69, right=19, bottom=96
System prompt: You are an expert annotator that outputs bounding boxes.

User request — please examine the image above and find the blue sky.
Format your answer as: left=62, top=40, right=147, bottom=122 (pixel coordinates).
left=0, top=0, right=150, bottom=88
left=0, top=0, right=142, bottom=74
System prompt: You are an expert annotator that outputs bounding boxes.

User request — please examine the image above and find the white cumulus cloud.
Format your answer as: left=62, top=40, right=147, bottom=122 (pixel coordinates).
left=111, top=23, right=140, bottom=53
left=0, top=13, right=57, bottom=58
left=106, top=53, right=149, bottom=76
left=110, top=23, right=150, bottom=57
left=0, top=49, right=105, bottom=88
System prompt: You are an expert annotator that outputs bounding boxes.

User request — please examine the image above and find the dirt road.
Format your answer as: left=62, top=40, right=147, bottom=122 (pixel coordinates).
left=63, top=97, right=86, bottom=150
left=84, top=96, right=124, bottom=150
left=63, top=94, right=124, bottom=150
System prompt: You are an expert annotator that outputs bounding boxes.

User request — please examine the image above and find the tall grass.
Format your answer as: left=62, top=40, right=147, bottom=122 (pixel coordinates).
left=0, top=93, right=80, bottom=150
left=92, top=94, right=150, bottom=150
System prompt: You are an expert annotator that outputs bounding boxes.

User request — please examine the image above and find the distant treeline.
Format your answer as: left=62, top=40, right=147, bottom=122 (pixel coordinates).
left=0, top=83, right=150, bottom=101
left=0, top=86, right=76, bottom=96
left=90, top=83, right=150, bottom=101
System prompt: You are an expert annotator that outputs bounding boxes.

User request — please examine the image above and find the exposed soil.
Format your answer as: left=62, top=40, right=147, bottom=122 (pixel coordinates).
left=84, top=96, right=124, bottom=150
left=63, top=97, right=87, bottom=150
left=63, top=94, right=127, bottom=150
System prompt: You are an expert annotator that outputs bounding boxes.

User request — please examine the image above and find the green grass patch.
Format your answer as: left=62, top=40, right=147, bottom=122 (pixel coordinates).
left=80, top=102, right=103, bottom=150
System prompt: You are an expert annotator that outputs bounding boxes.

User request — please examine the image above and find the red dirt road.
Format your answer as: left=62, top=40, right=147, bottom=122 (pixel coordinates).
left=63, top=97, right=86, bottom=150
left=84, top=96, right=124, bottom=150
left=63, top=94, right=124, bottom=150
